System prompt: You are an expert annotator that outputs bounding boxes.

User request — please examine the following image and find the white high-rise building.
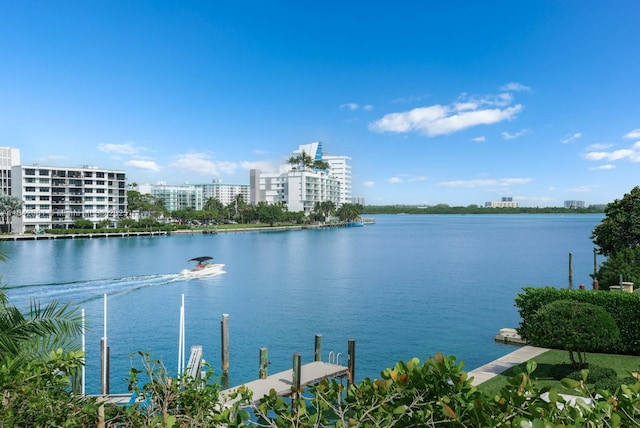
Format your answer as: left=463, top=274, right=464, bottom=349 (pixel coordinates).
left=0, top=147, right=20, bottom=196
left=11, top=165, right=127, bottom=233
left=250, top=142, right=352, bottom=214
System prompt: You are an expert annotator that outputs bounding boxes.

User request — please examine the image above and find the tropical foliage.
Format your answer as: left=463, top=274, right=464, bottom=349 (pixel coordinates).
left=0, top=249, right=98, bottom=426
left=593, top=246, right=640, bottom=290
left=126, top=190, right=166, bottom=218
left=313, top=200, right=336, bottom=222
left=287, top=150, right=330, bottom=171
left=591, top=186, right=640, bottom=257
left=256, top=201, right=287, bottom=226
left=0, top=194, right=23, bottom=233
left=515, top=287, right=640, bottom=355
left=523, top=299, right=620, bottom=367
left=336, top=203, right=363, bottom=222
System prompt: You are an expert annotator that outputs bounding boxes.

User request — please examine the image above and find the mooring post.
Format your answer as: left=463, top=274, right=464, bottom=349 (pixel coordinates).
left=101, top=293, right=109, bottom=395
left=100, top=339, right=110, bottom=395
left=292, top=352, right=302, bottom=415
left=347, top=338, right=355, bottom=387
left=568, top=252, right=573, bottom=288
left=593, top=248, right=599, bottom=289
left=221, top=314, right=229, bottom=386
left=259, top=347, right=269, bottom=379
left=314, top=334, right=322, bottom=362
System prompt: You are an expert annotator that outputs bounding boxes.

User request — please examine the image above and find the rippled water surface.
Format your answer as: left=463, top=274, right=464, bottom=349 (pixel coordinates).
left=1, top=214, right=603, bottom=393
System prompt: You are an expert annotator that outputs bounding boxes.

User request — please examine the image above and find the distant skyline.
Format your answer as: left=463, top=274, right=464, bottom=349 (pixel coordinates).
left=1, top=1, right=639, bottom=207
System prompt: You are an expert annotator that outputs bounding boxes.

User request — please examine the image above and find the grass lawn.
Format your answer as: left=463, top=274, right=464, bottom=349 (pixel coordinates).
left=477, top=349, right=640, bottom=397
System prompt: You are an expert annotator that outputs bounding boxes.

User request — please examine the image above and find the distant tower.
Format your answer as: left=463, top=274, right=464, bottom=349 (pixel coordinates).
left=0, top=147, right=20, bottom=195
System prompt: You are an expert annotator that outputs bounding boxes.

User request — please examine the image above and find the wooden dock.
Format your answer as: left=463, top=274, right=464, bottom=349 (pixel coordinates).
left=222, top=361, right=350, bottom=406
left=0, top=230, right=168, bottom=240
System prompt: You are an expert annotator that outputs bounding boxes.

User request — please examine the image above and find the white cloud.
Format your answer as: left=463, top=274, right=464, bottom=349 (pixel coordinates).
left=408, top=176, right=427, bottom=182
left=561, top=132, right=582, bottom=144
left=437, top=178, right=532, bottom=188
left=387, top=177, right=403, bottom=183
left=502, top=129, right=528, bottom=140
left=253, top=149, right=268, bottom=155
left=583, top=148, right=639, bottom=162
left=369, top=91, right=523, bottom=137
left=363, top=181, right=375, bottom=188
left=340, top=103, right=360, bottom=111
left=98, top=142, right=146, bottom=155
left=47, top=154, right=65, bottom=160
left=586, top=143, right=613, bottom=150
left=472, top=136, right=486, bottom=142
left=169, top=152, right=238, bottom=176
left=341, top=102, right=373, bottom=112
left=500, top=82, right=531, bottom=92
left=624, top=129, right=640, bottom=139
left=125, top=160, right=161, bottom=172
left=590, top=164, right=615, bottom=171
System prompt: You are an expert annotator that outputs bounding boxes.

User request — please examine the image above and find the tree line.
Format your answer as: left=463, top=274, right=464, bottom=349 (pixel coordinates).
left=362, top=204, right=606, bottom=215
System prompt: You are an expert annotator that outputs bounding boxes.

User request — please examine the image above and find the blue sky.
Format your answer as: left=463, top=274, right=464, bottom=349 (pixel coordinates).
left=1, top=1, right=639, bottom=207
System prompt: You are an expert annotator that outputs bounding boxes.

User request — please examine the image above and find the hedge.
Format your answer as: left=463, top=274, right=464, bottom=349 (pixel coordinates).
left=515, top=287, right=640, bottom=354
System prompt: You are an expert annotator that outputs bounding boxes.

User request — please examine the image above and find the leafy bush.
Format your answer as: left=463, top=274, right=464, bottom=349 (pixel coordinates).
left=564, top=365, right=617, bottom=383
left=515, top=287, right=640, bottom=354
left=524, top=299, right=620, bottom=367
left=593, top=376, right=637, bottom=393
left=594, top=246, right=640, bottom=290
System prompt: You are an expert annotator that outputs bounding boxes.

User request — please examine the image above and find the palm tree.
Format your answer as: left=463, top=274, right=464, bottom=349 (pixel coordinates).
left=0, top=294, right=84, bottom=369
left=321, top=200, right=336, bottom=220
left=287, top=155, right=300, bottom=170
left=336, top=203, right=363, bottom=222
left=0, top=248, right=83, bottom=370
left=233, top=194, right=247, bottom=223
left=0, top=195, right=23, bottom=233
left=312, top=159, right=330, bottom=171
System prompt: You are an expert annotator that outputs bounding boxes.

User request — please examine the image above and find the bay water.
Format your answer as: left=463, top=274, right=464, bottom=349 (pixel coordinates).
left=0, top=214, right=603, bottom=394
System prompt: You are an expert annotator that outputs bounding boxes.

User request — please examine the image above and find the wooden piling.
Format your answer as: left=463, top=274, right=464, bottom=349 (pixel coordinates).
left=292, top=352, right=302, bottom=415
left=259, top=347, right=268, bottom=379
left=568, top=252, right=573, bottom=288
left=314, top=334, right=322, bottom=362
left=347, top=338, right=355, bottom=387
left=221, top=314, right=229, bottom=383
left=593, top=248, right=599, bottom=289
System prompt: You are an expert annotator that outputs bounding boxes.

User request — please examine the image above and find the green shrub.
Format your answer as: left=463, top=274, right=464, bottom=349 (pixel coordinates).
left=516, top=287, right=640, bottom=354
left=593, top=376, right=637, bottom=393
left=524, top=299, right=620, bottom=367
left=564, top=365, right=617, bottom=383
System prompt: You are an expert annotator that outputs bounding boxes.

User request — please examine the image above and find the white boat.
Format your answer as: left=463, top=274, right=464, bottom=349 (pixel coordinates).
left=180, top=256, right=225, bottom=278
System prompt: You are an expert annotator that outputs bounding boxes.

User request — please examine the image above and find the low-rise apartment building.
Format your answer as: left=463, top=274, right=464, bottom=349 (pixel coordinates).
left=11, top=165, right=127, bottom=233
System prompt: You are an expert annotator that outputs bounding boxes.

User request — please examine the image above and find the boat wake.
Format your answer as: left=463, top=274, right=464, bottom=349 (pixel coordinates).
left=5, top=273, right=185, bottom=308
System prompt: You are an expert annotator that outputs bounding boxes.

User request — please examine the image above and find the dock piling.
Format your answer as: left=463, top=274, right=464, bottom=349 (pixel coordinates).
left=568, top=252, right=573, bottom=288
left=259, top=347, right=268, bottom=379
left=221, top=314, right=229, bottom=386
left=314, top=334, right=322, bottom=362
left=292, top=353, right=302, bottom=415
left=347, top=338, right=355, bottom=387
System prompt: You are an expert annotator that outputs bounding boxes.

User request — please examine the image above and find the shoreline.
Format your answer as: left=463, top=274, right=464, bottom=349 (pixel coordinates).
left=0, top=221, right=370, bottom=241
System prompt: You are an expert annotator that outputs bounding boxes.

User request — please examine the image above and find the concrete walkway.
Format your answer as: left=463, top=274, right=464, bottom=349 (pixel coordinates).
left=468, top=346, right=549, bottom=386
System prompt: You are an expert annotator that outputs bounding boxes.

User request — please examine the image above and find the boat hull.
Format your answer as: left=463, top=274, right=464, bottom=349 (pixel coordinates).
left=180, top=263, right=225, bottom=278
